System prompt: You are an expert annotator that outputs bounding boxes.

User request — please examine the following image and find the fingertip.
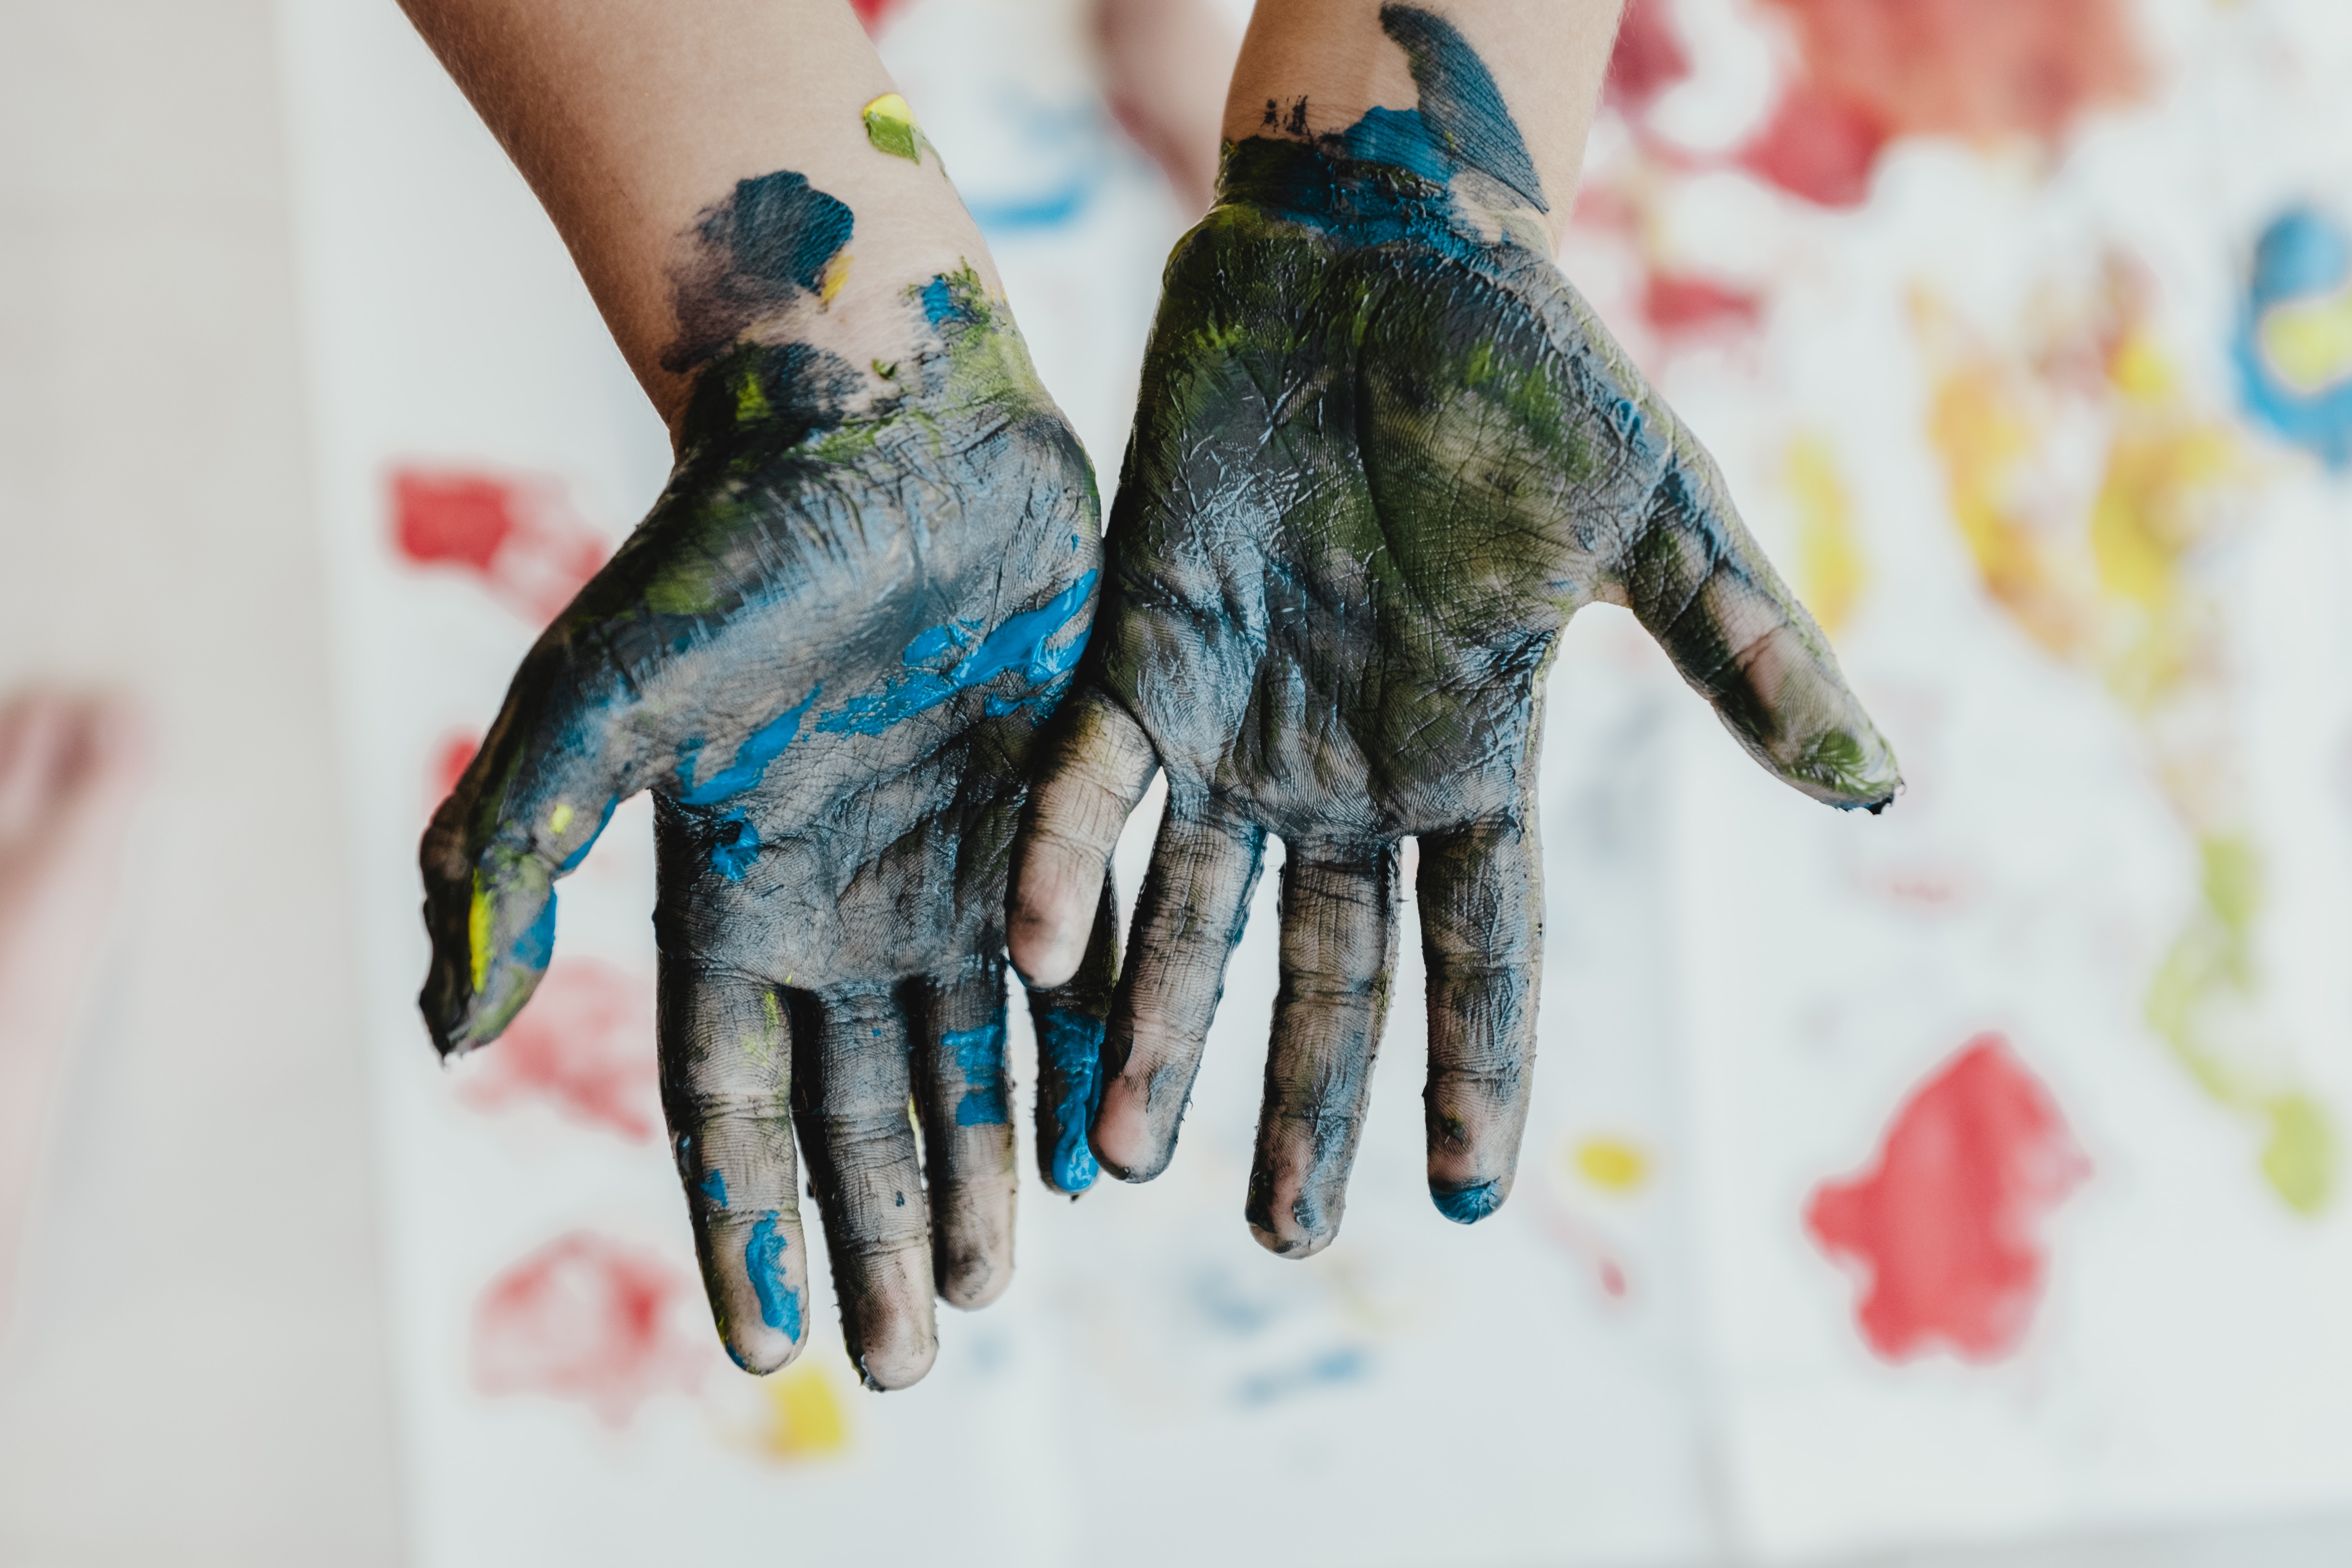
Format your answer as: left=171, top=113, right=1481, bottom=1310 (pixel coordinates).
left=1007, top=898, right=1088, bottom=989
left=937, top=1253, right=1012, bottom=1311
left=1088, top=1080, right=1171, bottom=1183
left=855, top=1328, right=939, bottom=1392
left=1430, top=1177, right=1506, bottom=1225
left=725, top=1319, right=808, bottom=1377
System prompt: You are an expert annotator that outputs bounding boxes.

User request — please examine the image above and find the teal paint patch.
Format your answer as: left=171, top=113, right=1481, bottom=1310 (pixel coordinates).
left=746, top=1210, right=800, bottom=1340
left=945, top=1023, right=1009, bottom=1125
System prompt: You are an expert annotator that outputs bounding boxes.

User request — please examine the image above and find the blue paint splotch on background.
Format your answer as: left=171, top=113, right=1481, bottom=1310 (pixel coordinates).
left=1236, top=1346, right=1371, bottom=1407
left=1430, top=1178, right=1502, bottom=1223
left=944, top=1023, right=1009, bottom=1126
left=677, top=686, right=821, bottom=806
left=1035, top=1007, right=1103, bottom=1192
left=818, top=570, right=1095, bottom=737
left=2235, top=204, right=2352, bottom=468
left=746, top=1210, right=801, bottom=1341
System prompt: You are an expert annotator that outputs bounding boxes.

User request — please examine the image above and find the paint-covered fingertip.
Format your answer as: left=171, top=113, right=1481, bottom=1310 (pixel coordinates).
left=722, top=1325, right=807, bottom=1377
left=854, top=1335, right=938, bottom=1392
left=1430, top=1177, right=1505, bottom=1224
left=1247, top=1219, right=1338, bottom=1260
left=1006, top=908, right=1088, bottom=989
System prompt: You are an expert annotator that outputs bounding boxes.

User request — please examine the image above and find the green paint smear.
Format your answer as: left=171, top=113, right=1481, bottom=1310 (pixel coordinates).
left=2145, top=833, right=2335, bottom=1214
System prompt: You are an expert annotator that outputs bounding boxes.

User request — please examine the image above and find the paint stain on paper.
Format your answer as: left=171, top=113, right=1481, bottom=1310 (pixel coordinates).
left=1786, top=434, right=1867, bottom=635
left=2236, top=205, right=2352, bottom=468
left=1574, top=1136, right=1652, bottom=1194
left=748, top=1363, right=851, bottom=1460
left=388, top=466, right=610, bottom=624
left=454, top=958, right=658, bottom=1142
left=1808, top=1034, right=2087, bottom=1363
left=1742, top=0, right=2146, bottom=207
left=1920, top=262, right=2335, bottom=1212
left=473, top=1232, right=705, bottom=1425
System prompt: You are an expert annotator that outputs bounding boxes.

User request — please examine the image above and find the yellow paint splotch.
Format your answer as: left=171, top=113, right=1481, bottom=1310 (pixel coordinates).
left=1786, top=434, right=1868, bottom=636
left=753, top=1363, right=849, bottom=1461
left=1573, top=1136, right=1652, bottom=1194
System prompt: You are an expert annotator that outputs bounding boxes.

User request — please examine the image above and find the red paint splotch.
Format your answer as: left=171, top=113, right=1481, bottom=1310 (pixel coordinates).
left=457, top=958, right=658, bottom=1142
left=848, top=0, right=904, bottom=36
left=1641, top=273, right=1764, bottom=340
left=1807, top=1034, right=2089, bottom=1363
left=1743, top=0, right=2146, bottom=206
left=388, top=466, right=610, bottom=624
left=1606, top=0, right=1692, bottom=116
left=474, top=1232, right=705, bottom=1425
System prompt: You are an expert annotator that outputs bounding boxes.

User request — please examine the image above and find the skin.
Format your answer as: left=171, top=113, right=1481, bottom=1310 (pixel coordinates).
left=403, top=0, right=1112, bottom=1390
left=1008, top=3, right=1900, bottom=1258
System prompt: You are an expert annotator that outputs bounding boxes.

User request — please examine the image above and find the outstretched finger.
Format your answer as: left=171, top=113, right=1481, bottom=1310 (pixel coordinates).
left=1024, top=871, right=1120, bottom=1196
left=419, top=631, right=647, bottom=1054
left=791, top=987, right=936, bottom=1390
left=657, top=945, right=809, bottom=1374
left=912, top=955, right=1017, bottom=1309
left=1247, top=843, right=1402, bottom=1257
left=1092, top=799, right=1267, bottom=1181
left=1008, top=688, right=1157, bottom=987
left=1417, top=818, right=1543, bottom=1225
left=1618, top=425, right=1900, bottom=810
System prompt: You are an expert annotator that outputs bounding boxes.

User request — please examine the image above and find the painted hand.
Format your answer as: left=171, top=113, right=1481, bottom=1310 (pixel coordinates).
left=1009, top=7, right=1898, bottom=1257
left=421, top=171, right=1105, bottom=1390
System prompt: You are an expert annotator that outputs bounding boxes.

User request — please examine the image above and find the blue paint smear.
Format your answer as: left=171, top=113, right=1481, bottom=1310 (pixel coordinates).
left=746, top=1210, right=800, bottom=1340
left=510, top=894, right=557, bottom=970
left=817, top=571, right=1095, bottom=737
left=677, top=687, right=820, bottom=806
left=709, top=809, right=760, bottom=881
left=969, top=182, right=1093, bottom=234
left=701, top=1169, right=729, bottom=1209
left=554, top=793, right=621, bottom=873
left=1430, top=1178, right=1501, bottom=1224
left=1337, top=106, right=1454, bottom=189
left=945, top=1023, right=1009, bottom=1126
left=2235, top=204, right=2352, bottom=469
left=1236, top=1346, right=1369, bottom=1407
left=1036, top=1007, right=1103, bottom=1192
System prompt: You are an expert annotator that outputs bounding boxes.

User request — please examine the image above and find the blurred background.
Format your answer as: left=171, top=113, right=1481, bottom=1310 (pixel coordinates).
left=8, top=0, right=2352, bottom=1563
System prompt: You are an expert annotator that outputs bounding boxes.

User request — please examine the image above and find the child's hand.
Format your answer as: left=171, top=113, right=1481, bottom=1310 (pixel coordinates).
left=421, top=185, right=1101, bottom=1388
left=1010, top=7, right=1897, bottom=1258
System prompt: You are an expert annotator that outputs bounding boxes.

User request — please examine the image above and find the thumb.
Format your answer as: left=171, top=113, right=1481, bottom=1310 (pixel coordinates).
left=419, top=629, right=647, bottom=1054
left=1616, top=416, right=1900, bottom=811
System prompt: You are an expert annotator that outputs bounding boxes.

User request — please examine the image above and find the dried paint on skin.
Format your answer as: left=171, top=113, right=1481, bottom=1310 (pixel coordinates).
left=454, top=957, right=658, bottom=1141
left=1032, top=4, right=1893, bottom=1259
left=1807, top=1034, right=2087, bottom=1362
left=1741, top=0, right=2146, bottom=207
left=1918, top=263, right=2334, bottom=1213
left=2236, top=206, right=2352, bottom=468
left=472, top=1231, right=706, bottom=1425
left=388, top=466, right=610, bottom=623
left=421, top=152, right=1102, bottom=1387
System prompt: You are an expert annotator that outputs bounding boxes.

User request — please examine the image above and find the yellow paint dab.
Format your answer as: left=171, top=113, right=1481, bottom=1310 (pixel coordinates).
left=468, top=873, right=494, bottom=994
left=1786, top=434, right=1866, bottom=635
left=1574, top=1136, right=1651, bottom=1194
left=862, top=93, right=922, bottom=163
left=547, top=802, right=574, bottom=837
left=819, top=249, right=853, bottom=307
left=2258, top=285, right=2352, bottom=394
left=758, top=1363, right=849, bottom=1459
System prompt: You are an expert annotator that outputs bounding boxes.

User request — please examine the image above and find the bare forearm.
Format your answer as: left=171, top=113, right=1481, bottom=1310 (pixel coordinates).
left=396, top=0, right=995, bottom=434
left=1223, top=0, right=1623, bottom=246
